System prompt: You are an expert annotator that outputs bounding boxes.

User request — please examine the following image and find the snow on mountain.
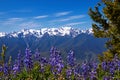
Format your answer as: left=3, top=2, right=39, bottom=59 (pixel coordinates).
left=0, top=32, right=6, bottom=37
left=0, top=27, right=93, bottom=38
left=85, top=28, right=93, bottom=34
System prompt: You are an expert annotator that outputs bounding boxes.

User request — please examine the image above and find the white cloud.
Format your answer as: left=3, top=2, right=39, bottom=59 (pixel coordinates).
left=55, top=11, right=72, bottom=17
left=51, top=15, right=85, bottom=22
left=63, top=22, right=86, bottom=26
left=59, top=15, right=85, bottom=22
left=1, top=18, right=24, bottom=25
left=7, top=18, right=23, bottom=21
left=19, top=21, right=41, bottom=28
left=0, top=17, right=42, bottom=28
left=34, top=15, right=48, bottom=19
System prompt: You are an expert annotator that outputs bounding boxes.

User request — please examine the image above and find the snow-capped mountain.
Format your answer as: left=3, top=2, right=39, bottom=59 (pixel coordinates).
left=0, top=27, right=93, bottom=38
left=0, top=32, right=6, bottom=37
left=0, top=27, right=106, bottom=62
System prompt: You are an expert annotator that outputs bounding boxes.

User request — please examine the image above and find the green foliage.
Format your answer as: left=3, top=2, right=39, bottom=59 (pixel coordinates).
left=0, top=45, right=7, bottom=65
left=0, top=45, right=120, bottom=79
left=89, top=0, right=120, bottom=60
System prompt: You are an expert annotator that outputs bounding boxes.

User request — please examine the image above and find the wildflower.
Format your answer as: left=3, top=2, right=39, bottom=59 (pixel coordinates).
left=101, top=61, right=107, bottom=71
left=81, top=61, right=90, bottom=79
left=13, top=52, right=24, bottom=76
left=34, top=49, right=40, bottom=61
left=24, top=48, right=33, bottom=72
left=66, top=68, right=72, bottom=79
left=49, top=47, right=64, bottom=75
left=13, top=61, right=19, bottom=76
left=40, top=57, right=47, bottom=72
left=67, top=50, right=75, bottom=67
left=0, top=65, right=2, bottom=72
left=3, top=63, right=8, bottom=76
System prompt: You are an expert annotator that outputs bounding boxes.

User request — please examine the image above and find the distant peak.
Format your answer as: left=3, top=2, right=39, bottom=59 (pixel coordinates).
left=0, top=32, right=6, bottom=37
left=61, top=27, right=72, bottom=29
left=0, top=27, right=93, bottom=38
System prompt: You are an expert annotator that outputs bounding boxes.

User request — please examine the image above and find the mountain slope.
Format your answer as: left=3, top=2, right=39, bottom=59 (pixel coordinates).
left=0, top=27, right=106, bottom=61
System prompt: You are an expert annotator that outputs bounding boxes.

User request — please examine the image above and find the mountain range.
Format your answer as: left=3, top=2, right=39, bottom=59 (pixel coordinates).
left=0, top=27, right=107, bottom=62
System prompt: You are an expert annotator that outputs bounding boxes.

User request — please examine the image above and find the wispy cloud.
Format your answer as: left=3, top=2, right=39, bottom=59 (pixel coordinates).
left=19, top=21, right=41, bottom=28
left=59, top=15, right=85, bottom=22
left=51, top=15, right=86, bottom=22
left=55, top=11, right=72, bottom=17
left=34, top=15, right=48, bottom=19
left=7, top=18, right=23, bottom=21
left=63, top=22, right=86, bottom=26
left=1, top=18, right=24, bottom=25
left=0, top=17, right=42, bottom=29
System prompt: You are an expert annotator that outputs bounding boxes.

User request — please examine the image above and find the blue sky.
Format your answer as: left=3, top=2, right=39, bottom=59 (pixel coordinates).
left=0, top=0, right=100, bottom=33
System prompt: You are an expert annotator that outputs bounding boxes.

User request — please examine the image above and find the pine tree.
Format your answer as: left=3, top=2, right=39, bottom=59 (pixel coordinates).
left=89, top=0, right=120, bottom=60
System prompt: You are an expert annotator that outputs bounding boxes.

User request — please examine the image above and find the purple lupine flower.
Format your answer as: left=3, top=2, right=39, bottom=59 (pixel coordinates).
left=81, top=61, right=91, bottom=79
left=41, top=57, right=47, bottom=64
left=109, top=62, right=115, bottom=76
left=34, top=49, right=40, bottom=61
left=39, top=57, right=48, bottom=72
left=101, top=61, right=107, bottom=71
left=118, top=60, right=120, bottom=70
left=49, top=47, right=56, bottom=66
left=88, top=62, right=97, bottom=79
left=40, top=63, right=44, bottom=72
left=73, top=65, right=80, bottom=76
left=109, top=67, right=115, bottom=76
left=13, top=61, right=20, bottom=76
left=0, top=65, right=2, bottom=72
left=67, top=50, right=75, bottom=67
left=92, top=62, right=97, bottom=71
left=49, top=47, right=64, bottom=75
left=56, top=51, right=64, bottom=74
left=56, top=61, right=64, bottom=74
left=113, top=55, right=119, bottom=66
left=112, top=59, right=118, bottom=69
left=113, top=54, right=120, bottom=70
left=17, top=52, right=23, bottom=70
left=66, top=68, right=72, bottom=79
left=73, top=63, right=80, bottom=76
left=67, top=50, right=80, bottom=78
left=12, top=52, right=23, bottom=76
left=109, top=61, right=114, bottom=68
left=3, top=63, right=8, bottom=76
left=24, top=48, right=33, bottom=71
left=90, top=70, right=97, bottom=80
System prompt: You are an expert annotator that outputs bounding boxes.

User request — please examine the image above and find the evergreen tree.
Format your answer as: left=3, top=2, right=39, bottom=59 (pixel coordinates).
left=89, top=0, right=120, bottom=60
